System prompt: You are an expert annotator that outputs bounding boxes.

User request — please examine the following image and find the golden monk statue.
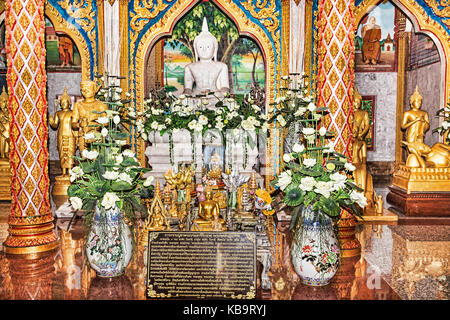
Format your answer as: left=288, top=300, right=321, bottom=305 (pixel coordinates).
left=50, top=88, right=77, bottom=176
left=361, top=16, right=381, bottom=65
left=193, top=186, right=226, bottom=231
left=71, top=80, right=107, bottom=155
left=0, top=87, right=10, bottom=159
left=352, top=87, right=375, bottom=210
left=402, top=87, right=450, bottom=168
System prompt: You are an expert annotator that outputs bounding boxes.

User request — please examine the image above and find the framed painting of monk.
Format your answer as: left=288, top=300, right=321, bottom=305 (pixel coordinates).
left=355, top=1, right=397, bottom=73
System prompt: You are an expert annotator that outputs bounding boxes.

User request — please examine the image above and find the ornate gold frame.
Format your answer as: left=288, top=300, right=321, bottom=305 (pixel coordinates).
left=44, top=1, right=92, bottom=80
left=130, top=0, right=282, bottom=186
left=355, top=0, right=450, bottom=105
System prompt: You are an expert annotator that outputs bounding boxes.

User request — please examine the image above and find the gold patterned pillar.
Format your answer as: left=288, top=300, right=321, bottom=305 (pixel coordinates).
left=3, top=0, right=58, bottom=254
left=317, top=0, right=355, bottom=157
left=317, top=0, right=360, bottom=258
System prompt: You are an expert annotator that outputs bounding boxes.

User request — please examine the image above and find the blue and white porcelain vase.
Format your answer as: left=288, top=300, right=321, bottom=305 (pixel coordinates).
left=291, top=205, right=340, bottom=286
left=86, top=204, right=133, bottom=277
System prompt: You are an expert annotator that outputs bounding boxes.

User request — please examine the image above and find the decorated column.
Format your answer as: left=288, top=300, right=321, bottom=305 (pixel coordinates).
left=316, top=0, right=360, bottom=258
left=3, top=0, right=58, bottom=254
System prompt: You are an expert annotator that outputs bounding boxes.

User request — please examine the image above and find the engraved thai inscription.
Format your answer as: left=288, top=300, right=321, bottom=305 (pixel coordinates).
left=146, top=232, right=256, bottom=299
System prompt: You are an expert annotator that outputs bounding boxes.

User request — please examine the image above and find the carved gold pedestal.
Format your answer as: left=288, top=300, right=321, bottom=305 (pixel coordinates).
left=337, top=211, right=361, bottom=258
left=0, top=159, right=11, bottom=200
left=52, top=175, right=71, bottom=207
left=388, top=165, right=450, bottom=217
left=392, top=165, right=450, bottom=194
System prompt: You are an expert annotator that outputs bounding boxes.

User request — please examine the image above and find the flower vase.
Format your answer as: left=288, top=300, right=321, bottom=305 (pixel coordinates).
left=86, top=204, right=133, bottom=277
left=291, top=205, right=340, bottom=286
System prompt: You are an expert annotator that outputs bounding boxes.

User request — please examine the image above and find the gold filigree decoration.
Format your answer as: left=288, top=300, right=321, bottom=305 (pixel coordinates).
left=56, top=0, right=97, bottom=78
left=147, top=231, right=159, bottom=243
left=231, top=286, right=256, bottom=299
left=423, top=0, right=450, bottom=27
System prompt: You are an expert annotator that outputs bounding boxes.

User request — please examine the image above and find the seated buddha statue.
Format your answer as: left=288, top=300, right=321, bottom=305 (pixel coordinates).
left=193, top=186, right=226, bottom=231
left=71, top=80, right=108, bottom=155
left=183, top=18, right=229, bottom=97
left=401, top=86, right=450, bottom=168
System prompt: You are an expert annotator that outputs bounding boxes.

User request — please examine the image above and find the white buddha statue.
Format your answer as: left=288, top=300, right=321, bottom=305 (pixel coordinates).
left=183, top=18, right=230, bottom=97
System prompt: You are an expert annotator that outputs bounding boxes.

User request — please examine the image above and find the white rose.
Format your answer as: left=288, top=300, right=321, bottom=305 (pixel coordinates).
left=113, top=115, right=121, bottom=124
left=143, top=175, right=154, bottom=187
left=115, top=154, right=124, bottom=165
left=118, top=172, right=133, bottom=185
left=188, top=120, right=197, bottom=131
left=283, top=153, right=292, bottom=163
left=276, top=170, right=292, bottom=191
left=82, top=149, right=99, bottom=160
left=101, top=192, right=120, bottom=210
left=276, top=115, right=286, bottom=127
left=241, top=119, right=255, bottom=132
left=69, top=166, right=84, bottom=182
left=142, top=132, right=148, bottom=141
left=303, top=158, right=316, bottom=167
left=350, top=190, right=368, bottom=208
left=307, top=102, right=316, bottom=112
left=302, top=127, right=315, bottom=136
left=101, top=127, right=108, bottom=137
left=103, top=171, right=119, bottom=180
left=319, top=127, right=327, bottom=136
left=300, top=177, right=317, bottom=192
left=252, top=104, right=261, bottom=112
left=96, top=116, right=109, bottom=125
left=198, top=115, right=208, bottom=125
left=216, top=122, right=224, bottom=131
left=122, top=149, right=135, bottom=158
left=84, top=132, right=95, bottom=140
left=314, top=181, right=334, bottom=198
left=330, top=172, right=347, bottom=190
left=69, top=197, right=83, bottom=210
left=345, top=162, right=356, bottom=171
left=442, top=121, right=450, bottom=130
left=292, top=143, right=305, bottom=153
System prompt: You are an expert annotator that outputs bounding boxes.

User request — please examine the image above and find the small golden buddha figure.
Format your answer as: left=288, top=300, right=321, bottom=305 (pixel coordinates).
left=375, top=194, right=383, bottom=216
left=352, top=87, right=376, bottom=211
left=50, top=88, right=77, bottom=176
left=0, top=87, right=9, bottom=159
left=141, top=189, right=169, bottom=246
left=193, top=186, right=226, bottom=231
left=213, top=190, right=227, bottom=209
left=71, top=80, right=108, bottom=155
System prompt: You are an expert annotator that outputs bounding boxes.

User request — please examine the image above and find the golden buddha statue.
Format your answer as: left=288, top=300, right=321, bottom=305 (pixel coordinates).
left=141, top=181, right=169, bottom=246
left=50, top=88, right=77, bottom=176
left=0, top=87, right=11, bottom=200
left=71, top=80, right=108, bottom=155
left=401, top=86, right=450, bottom=168
left=193, top=186, right=226, bottom=231
left=164, top=167, right=194, bottom=203
left=352, top=87, right=375, bottom=211
left=0, top=87, right=10, bottom=159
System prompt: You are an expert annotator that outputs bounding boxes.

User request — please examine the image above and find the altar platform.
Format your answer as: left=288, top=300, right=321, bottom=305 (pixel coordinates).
left=0, top=201, right=448, bottom=301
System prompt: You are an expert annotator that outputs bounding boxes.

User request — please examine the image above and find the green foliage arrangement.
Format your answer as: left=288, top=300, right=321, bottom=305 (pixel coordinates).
left=432, top=102, right=450, bottom=144
left=269, top=74, right=367, bottom=231
left=67, top=74, right=153, bottom=230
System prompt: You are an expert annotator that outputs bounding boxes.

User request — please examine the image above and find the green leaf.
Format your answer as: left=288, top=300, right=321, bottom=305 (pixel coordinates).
left=87, top=181, right=107, bottom=197
left=111, top=181, right=133, bottom=192
left=289, top=205, right=301, bottom=231
left=319, top=196, right=340, bottom=217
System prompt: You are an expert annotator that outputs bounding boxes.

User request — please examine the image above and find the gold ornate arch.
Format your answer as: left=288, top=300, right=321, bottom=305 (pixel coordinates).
left=44, top=1, right=92, bottom=80
left=131, top=0, right=281, bottom=184
left=355, top=0, right=450, bottom=104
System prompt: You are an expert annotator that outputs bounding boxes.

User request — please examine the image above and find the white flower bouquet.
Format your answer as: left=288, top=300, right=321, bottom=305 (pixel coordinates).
left=67, top=74, right=153, bottom=230
left=270, top=73, right=367, bottom=229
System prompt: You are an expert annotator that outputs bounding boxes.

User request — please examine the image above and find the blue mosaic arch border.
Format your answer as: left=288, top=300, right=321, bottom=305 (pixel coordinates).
left=46, top=0, right=99, bottom=80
